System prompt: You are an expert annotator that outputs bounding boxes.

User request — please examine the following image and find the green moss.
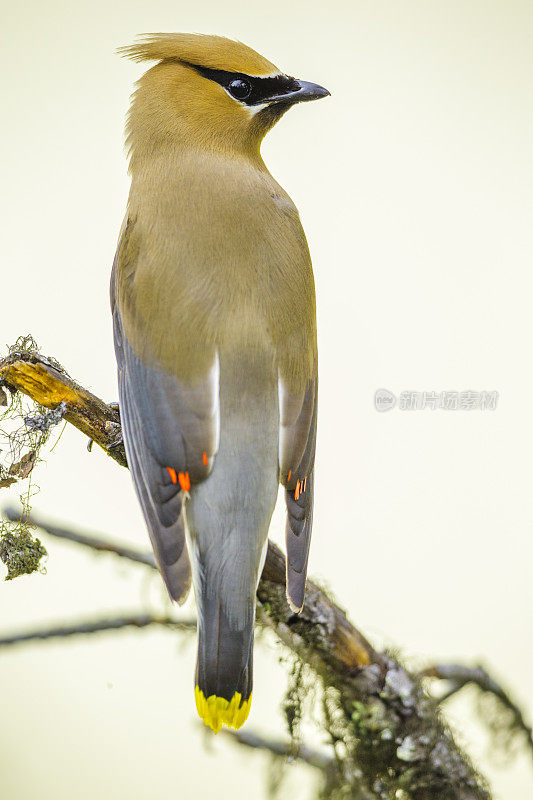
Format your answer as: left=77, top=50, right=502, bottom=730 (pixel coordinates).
left=0, top=529, right=47, bottom=580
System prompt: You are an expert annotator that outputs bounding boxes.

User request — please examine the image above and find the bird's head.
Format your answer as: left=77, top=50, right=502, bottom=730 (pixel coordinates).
left=120, top=33, right=329, bottom=163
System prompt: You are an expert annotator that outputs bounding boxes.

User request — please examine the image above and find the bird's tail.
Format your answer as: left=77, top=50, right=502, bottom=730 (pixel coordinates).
left=194, top=595, right=254, bottom=733
left=188, top=344, right=279, bottom=733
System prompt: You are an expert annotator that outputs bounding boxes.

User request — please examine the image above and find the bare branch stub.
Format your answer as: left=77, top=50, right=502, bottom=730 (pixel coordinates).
left=0, top=350, right=127, bottom=467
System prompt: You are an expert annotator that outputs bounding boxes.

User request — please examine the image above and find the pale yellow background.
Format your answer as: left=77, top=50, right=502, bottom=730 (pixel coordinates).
left=1, top=1, right=532, bottom=798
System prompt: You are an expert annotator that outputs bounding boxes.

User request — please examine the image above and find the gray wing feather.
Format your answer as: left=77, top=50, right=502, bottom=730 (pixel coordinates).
left=122, top=337, right=219, bottom=480
left=285, top=472, right=314, bottom=611
left=279, top=376, right=317, bottom=613
left=119, top=366, right=191, bottom=598
left=113, top=303, right=218, bottom=602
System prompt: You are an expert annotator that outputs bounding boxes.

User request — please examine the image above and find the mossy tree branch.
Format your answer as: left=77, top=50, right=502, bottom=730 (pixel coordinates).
left=3, top=344, right=529, bottom=799
left=0, top=345, right=126, bottom=467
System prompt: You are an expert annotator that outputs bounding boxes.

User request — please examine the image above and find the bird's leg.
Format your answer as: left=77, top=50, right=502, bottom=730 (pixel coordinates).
left=105, top=402, right=123, bottom=449
left=88, top=402, right=123, bottom=452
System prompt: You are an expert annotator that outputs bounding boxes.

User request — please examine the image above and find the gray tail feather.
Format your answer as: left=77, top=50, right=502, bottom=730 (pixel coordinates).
left=195, top=598, right=254, bottom=703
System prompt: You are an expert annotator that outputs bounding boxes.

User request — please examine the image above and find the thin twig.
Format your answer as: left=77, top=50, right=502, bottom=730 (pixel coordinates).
left=421, top=664, right=533, bottom=756
left=221, top=727, right=334, bottom=771
left=0, top=614, right=196, bottom=648
left=4, top=506, right=157, bottom=569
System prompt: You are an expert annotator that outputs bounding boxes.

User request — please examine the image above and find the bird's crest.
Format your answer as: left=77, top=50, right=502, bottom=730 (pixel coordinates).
left=118, top=33, right=279, bottom=77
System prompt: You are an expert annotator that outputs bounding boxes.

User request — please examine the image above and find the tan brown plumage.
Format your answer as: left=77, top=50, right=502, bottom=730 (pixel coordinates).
left=111, top=33, right=328, bottom=733
left=118, top=33, right=278, bottom=74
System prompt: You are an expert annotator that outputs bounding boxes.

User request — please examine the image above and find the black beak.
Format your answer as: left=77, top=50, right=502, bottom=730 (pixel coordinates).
left=267, top=80, right=330, bottom=106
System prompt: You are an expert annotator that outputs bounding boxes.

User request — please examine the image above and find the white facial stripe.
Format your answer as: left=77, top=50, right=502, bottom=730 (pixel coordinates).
left=244, top=102, right=270, bottom=116
left=245, top=71, right=283, bottom=79
left=221, top=88, right=272, bottom=114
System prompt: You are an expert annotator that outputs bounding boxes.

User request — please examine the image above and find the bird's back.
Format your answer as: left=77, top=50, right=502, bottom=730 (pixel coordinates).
left=118, top=150, right=316, bottom=393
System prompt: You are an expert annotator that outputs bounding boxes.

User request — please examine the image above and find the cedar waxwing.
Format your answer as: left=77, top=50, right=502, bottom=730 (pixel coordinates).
left=111, top=33, right=328, bottom=733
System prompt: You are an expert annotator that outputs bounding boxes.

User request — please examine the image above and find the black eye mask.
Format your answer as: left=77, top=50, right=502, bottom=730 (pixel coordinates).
left=192, top=65, right=301, bottom=106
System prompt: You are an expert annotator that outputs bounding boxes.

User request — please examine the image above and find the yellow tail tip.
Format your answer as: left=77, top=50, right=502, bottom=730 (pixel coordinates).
left=195, top=686, right=252, bottom=734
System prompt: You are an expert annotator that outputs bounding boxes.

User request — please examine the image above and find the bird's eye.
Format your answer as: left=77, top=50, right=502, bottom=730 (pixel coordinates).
left=228, top=79, right=252, bottom=100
